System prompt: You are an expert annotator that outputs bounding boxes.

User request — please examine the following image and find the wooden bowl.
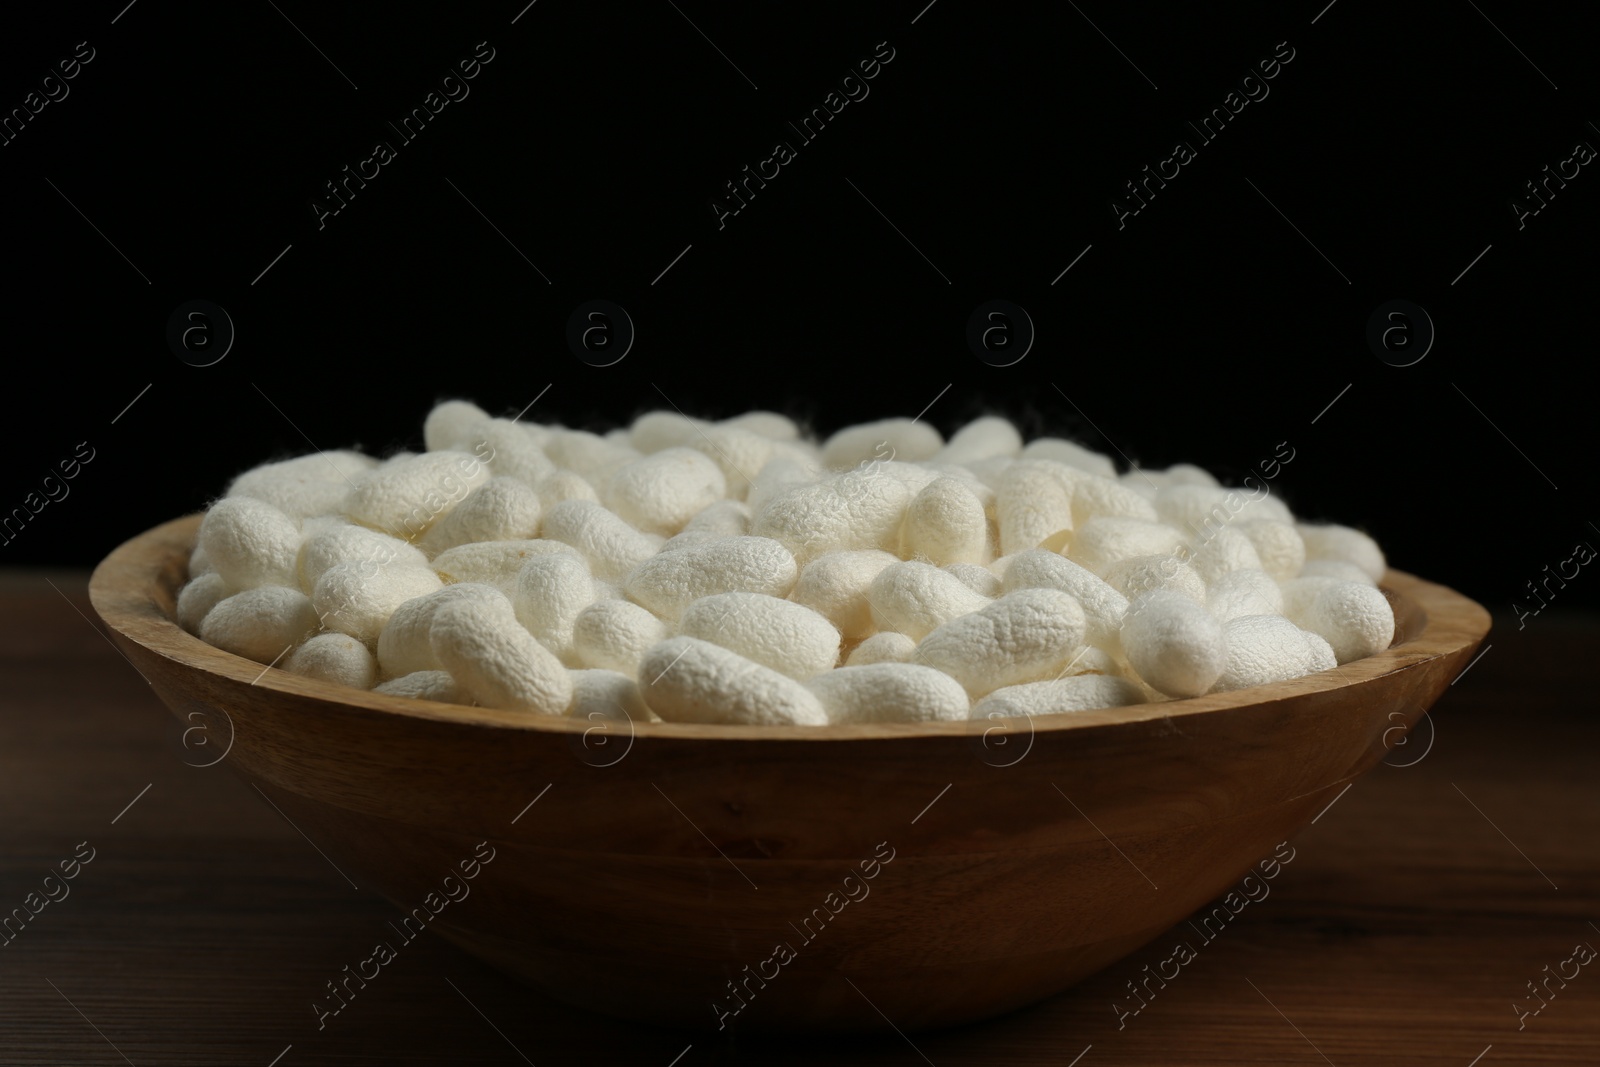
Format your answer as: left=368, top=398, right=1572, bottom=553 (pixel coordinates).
left=90, top=515, right=1490, bottom=1034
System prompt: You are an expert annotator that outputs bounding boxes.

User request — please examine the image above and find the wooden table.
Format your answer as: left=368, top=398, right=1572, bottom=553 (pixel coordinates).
left=4, top=571, right=1596, bottom=1066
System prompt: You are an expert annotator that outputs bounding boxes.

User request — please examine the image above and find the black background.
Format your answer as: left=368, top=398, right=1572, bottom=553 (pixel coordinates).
left=2, top=0, right=1594, bottom=620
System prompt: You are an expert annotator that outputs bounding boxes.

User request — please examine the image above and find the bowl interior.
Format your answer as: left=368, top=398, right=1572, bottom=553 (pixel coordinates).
left=95, top=513, right=1467, bottom=741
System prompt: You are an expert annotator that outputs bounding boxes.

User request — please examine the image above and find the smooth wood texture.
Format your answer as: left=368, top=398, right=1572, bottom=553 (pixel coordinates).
left=82, top=515, right=1497, bottom=1032
left=81, top=515, right=1493, bottom=1033
left=6, top=569, right=1597, bottom=1063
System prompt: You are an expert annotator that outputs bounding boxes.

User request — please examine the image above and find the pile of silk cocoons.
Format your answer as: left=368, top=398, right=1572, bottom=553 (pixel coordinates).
left=177, top=401, right=1394, bottom=727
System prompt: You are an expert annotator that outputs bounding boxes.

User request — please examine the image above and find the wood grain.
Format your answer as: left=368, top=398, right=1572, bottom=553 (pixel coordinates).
left=77, top=515, right=1493, bottom=1033
left=4, top=569, right=1597, bottom=1062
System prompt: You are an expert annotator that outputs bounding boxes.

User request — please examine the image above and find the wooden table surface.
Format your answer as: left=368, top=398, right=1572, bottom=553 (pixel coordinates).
left=3, top=571, right=1596, bottom=1066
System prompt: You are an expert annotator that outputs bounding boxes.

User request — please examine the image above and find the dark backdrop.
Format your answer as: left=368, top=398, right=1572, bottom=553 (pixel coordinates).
left=2, top=0, right=1594, bottom=622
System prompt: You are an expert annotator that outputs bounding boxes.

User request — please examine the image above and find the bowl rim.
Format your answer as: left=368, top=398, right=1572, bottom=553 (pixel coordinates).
left=90, top=513, right=1492, bottom=742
